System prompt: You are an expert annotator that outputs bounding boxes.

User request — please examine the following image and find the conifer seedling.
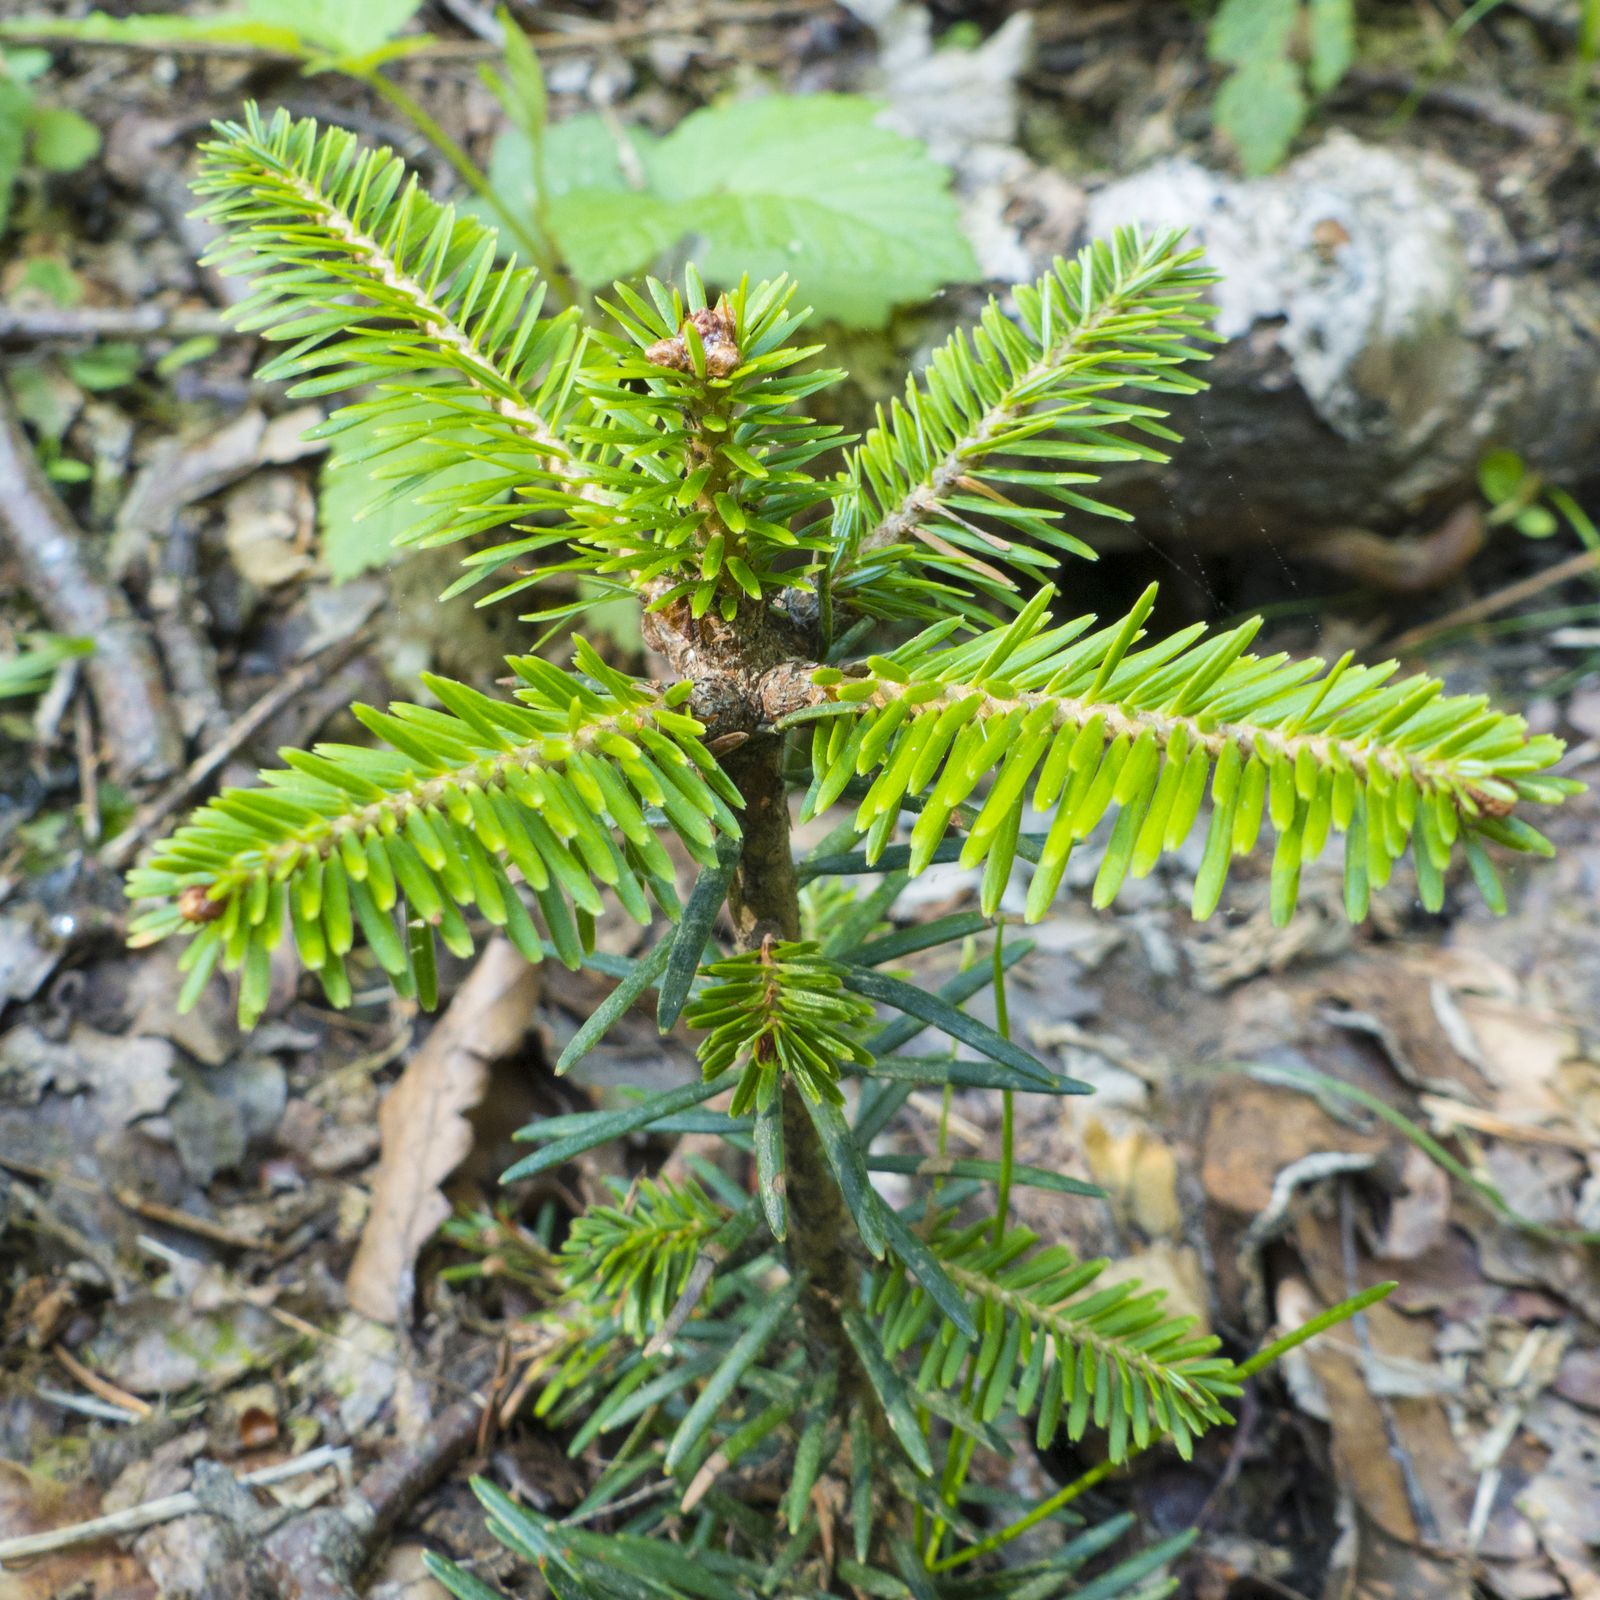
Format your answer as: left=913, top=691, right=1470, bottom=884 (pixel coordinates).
left=127, top=106, right=1579, bottom=1596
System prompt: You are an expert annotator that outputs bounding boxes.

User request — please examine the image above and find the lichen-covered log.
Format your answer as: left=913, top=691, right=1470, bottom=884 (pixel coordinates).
left=1083, top=134, right=1600, bottom=565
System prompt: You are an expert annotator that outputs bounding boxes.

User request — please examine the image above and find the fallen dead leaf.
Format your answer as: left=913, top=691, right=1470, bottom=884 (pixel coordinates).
left=1200, top=1078, right=1389, bottom=1217
left=1519, top=1397, right=1600, bottom=1600
left=1081, top=1117, right=1181, bottom=1237
left=1376, top=1142, right=1453, bottom=1261
left=1293, top=1212, right=1473, bottom=1549
left=1458, top=995, right=1584, bottom=1125
left=0, top=1462, right=157, bottom=1600
left=346, top=939, right=540, bottom=1324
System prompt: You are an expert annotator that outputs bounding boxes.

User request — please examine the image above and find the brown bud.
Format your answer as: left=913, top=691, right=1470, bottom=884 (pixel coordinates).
left=178, top=884, right=225, bottom=923
left=644, top=303, right=741, bottom=378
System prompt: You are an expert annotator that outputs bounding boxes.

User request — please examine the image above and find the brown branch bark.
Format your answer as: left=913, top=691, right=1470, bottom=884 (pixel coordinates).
left=259, top=1394, right=486, bottom=1600
left=721, top=726, right=861, bottom=1369
left=0, top=388, right=182, bottom=781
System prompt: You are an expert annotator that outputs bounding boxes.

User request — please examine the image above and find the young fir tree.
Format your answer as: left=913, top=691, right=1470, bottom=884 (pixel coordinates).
left=127, top=106, right=1578, bottom=1597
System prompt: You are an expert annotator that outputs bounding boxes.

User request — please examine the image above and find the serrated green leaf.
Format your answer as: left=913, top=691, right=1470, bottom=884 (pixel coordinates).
left=28, top=102, right=99, bottom=171
left=1214, top=54, right=1308, bottom=174
left=486, top=97, right=977, bottom=327
left=1307, top=0, right=1356, bottom=93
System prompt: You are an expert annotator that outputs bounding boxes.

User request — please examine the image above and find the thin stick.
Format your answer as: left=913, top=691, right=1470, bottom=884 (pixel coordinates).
left=0, top=2, right=835, bottom=61
left=75, top=691, right=101, bottom=846
left=34, top=1384, right=147, bottom=1424
left=0, top=1155, right=265, bottom=1248
left=0, top=388, right=182, bottom=782
left=0, top=1445, right=350, bottom=1564
left=0, top=303, right=233, bottom=343
left=1387, top=545, right=1600, bottom=653
left=52, top=1343, right=152, bottom=1419
left=111, top=1186, right=266, bottom=1250
left=102, top=624, right=375, bottom=868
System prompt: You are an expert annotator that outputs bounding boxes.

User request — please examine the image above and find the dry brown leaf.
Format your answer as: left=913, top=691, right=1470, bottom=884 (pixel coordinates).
left=1376, top=1142, right=1453, bottom=1261
left=346, top=939, right=540, bottom=1324
left=1200, top=1078, right=1389, bottom=1217
left=1081, top=1117, right=1181, bottom=1237
left=1292, top=1212, right=1473, bottom=1550
left=0, top=1464, right=157, bottom=1600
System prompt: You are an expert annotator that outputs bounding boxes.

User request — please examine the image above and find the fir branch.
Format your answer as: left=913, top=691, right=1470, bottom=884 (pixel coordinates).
left=193, top=105, right=589, bottom=549
left=684, top=938, right=876, bottom=1116
left=125, top=641, right=741, bottom=1024
left=451, top=272, right=847, bottom=620
left=799, top=584, right=1577, bottom=924
left=873, top=1218, right=1240, bottom=1464
left=829, top=229, right=1219, bottom=623
left=561, top=1174, right=731, bottom=1342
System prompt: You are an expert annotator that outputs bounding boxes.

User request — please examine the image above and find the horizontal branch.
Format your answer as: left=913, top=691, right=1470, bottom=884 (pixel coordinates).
left=0, top=302, right=233, bottom=343
left=0, top=1446, right=350, bottom=1563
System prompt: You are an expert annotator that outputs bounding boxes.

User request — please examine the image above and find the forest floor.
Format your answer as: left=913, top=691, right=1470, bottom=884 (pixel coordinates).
left=1, top=4, right=1598, bottom=1600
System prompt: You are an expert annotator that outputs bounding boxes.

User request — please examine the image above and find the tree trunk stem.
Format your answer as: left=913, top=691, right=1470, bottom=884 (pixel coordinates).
left=723, top=736, right=859, bottom=1359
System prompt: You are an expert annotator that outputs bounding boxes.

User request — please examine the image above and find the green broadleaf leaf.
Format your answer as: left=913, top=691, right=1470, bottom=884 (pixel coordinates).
left=1307, top=0, right=1356, bottom=93
left=0, top=77, right=31, bottom=232
left=28, top=102, right=99, bottom=171
left=1214, top=54, right=1308, bottom=174
left=487, top=97, right=977, bottom=328
left=246, top=0, right=422, bottom=56
left=0, top=12, right=307, bottom=52
left=1207, top=0, right=1298, bottom=66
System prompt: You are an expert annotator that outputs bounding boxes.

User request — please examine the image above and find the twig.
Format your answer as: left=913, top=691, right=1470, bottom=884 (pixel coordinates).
left=644, top=1254, right=722, bottom=1359
left=52, top=1342, right=153, bottom=1418
left=0, top=2, right=836, bottom=61
left=0, top=1172, right=129, bottom=1294
left=102, top=624, right=375, bottom=868
left=1416, top=1092, right=1592, bottom=1150
left=34, top=1383, right=147, bottom=1424
left=0, top=302, right=233, bottom=343
left=1341, top=65, right=1572, bottom=145
left=0, top=1445, right=350, bottom=1564
left=0, top=388, right=182, bottom=782
left=1386, top=545, right=1600, bottom=653
left=111, top=1186, right=267, bottom=1250
left=74, top=690, right=100, bottom=846
left=1301, top=503, right=1486, bottom=595
left=0, top=1155, right=266, bottom=1250
left=562, top=1478, right=679, bottom=1528
left=259, top=1394, right=487, bottom=1600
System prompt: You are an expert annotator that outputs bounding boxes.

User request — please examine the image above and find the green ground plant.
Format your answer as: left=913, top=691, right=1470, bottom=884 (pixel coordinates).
left=0, top=44, right=99, bottom=233
left=124, top=104, right=1578, bottom=1596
